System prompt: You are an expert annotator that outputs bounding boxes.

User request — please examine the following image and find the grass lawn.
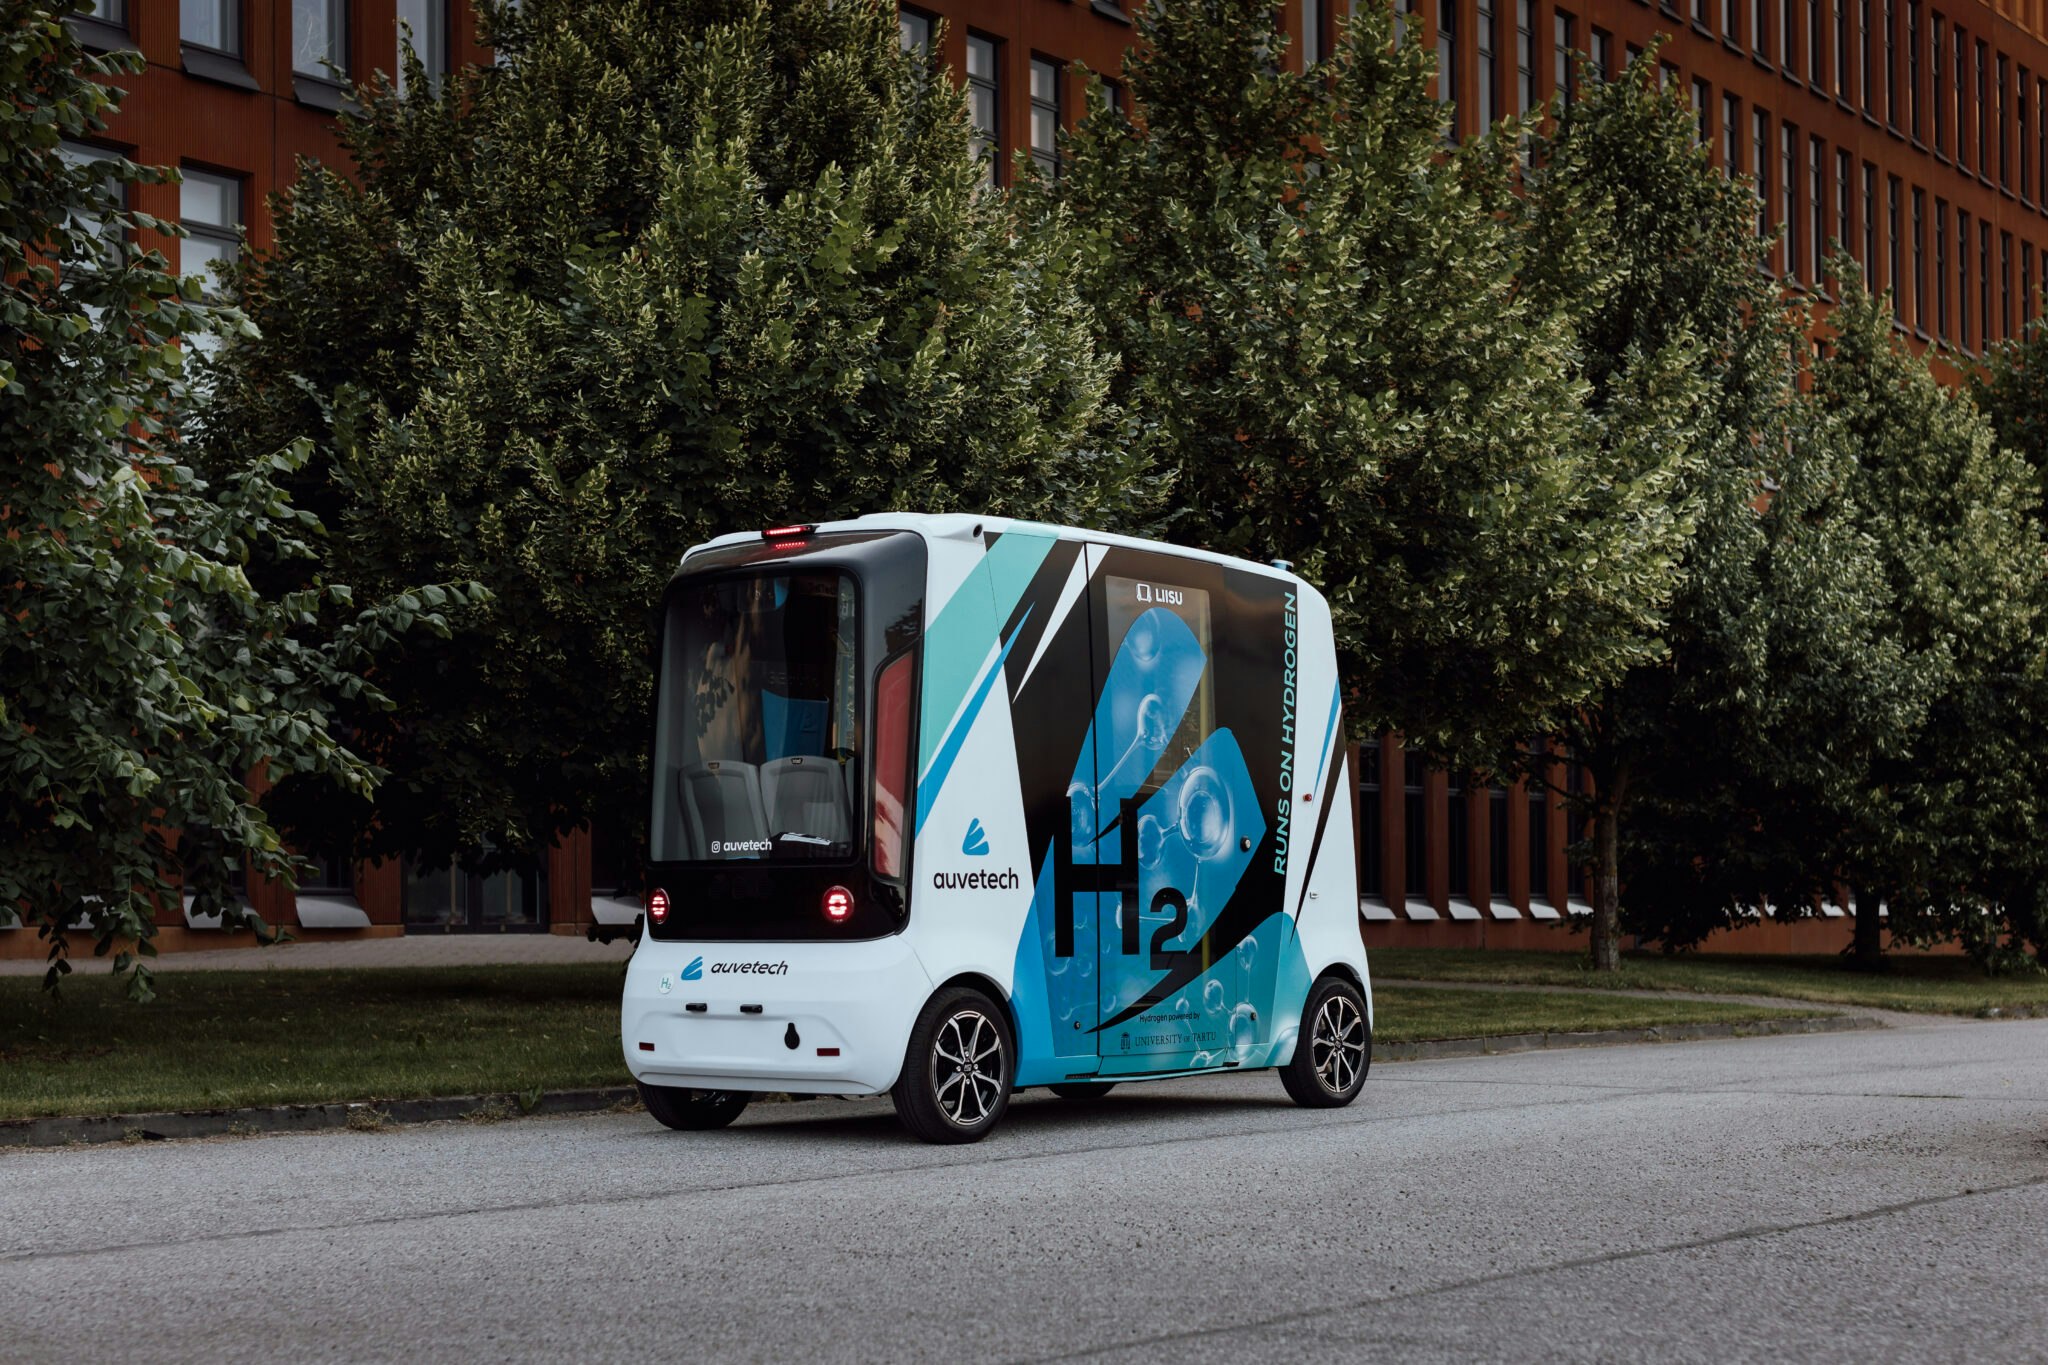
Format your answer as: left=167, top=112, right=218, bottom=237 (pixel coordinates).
left=0, top=965, right=629, bottom=1122
left=1369, top=948, right=2048, bottom=1016
left=1371, top=986, right=1823, bottom=1044
left=0, top=965, right=1834, bottom=1121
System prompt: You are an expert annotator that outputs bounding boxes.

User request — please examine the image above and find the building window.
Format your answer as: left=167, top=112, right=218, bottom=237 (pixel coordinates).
left=1834, top=0, right=1847, bottom=95
left=1955, top=25, right=1970, bottom=169
left=1860, top=0, right=1873, bottom=109
left=1809, top=0, right=1821, bottom=85
left=1403, top=751, right=1427, bottom=899
left=1591, top=26, right=1612, bottom=82
left=1980, top=219, right=1991, bottom=349
left=1933, top=14, right=1947, bottom=154
left=2024, top=69, right=2035, bottom=202
left=1516, top=0, right=1535, bottom=115
left=1438, top=0, right=1457, bottom=109
left=1446, top=772, right=1470, bottom=901
left=85, top=0, right=124, bottom=22
left=293, top=0, right=348, bottom=78
left=1101, top=76, right=1125, bottom=115
left=395, top=0, right=445, bottom=94
left=180, top=167, right=241, bottom=297
left=1302, top=0, right=1325, bottom=65
left=2002, top=230, right=2013, bottom=338
left=1906, top=1, right=1920, bottom=137
left=966, top=34, right=1000, bottom=187
left=1958, top=208, right=1972, bottom=347
left=1724, top=92, right=1742, bottom=174
left=1753, top=0, right=1765, bottom=60
left=2038, top=77, right=2048, bottom=214
left=1359, top=740, right=1384, bottom=900
left=1783, top=124, right=1799, bottom=281
left=1695, top=78, right=1712, bottom=142
left=1936, top=196, right=1949, bottom=337
left=1977, top=41, right=1988, bottom=174
left=1911, top=186, right=1925, bottom=329
left=181, top=0, right=239, bottom=54
left=1835, top=147, right=1850, bottom=259
left=1884, top=0, right=1896, bottom=124
left=1886, top=175, right=1901, bottom=317
left=1755, top=109, right=1772, bottom=240
left=897, top=6, right=932, bottom=55
left=1811, top=135, right=1825, bottom=282
left=1487, top=780, right=1510, bottom=904
left=1477, top=0, right=1498, bottom=129
left=1029, top=56, right=1061, bottom=179
left=1781, top=0, right=1794, bottom=73
left=1862, top=160, right=1876, bottom=276
left=1998, top=54, right=2011, bottom=189
left=1527, top=743, right=1551, bottom=905
left=58, top=140, right=125, bottom=272
left=2024, top=242, right=2034, bottom=328
left=1556, top=11, right=1577, bottom=102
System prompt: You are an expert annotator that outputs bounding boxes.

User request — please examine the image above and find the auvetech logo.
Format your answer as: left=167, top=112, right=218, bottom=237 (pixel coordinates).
left=681, top=956, right=704, bottom=982
left=963, top=818, right=990, bottom=857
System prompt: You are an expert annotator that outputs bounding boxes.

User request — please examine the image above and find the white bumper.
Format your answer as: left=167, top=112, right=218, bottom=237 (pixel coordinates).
left=622, top=936, right=935, bottom=1095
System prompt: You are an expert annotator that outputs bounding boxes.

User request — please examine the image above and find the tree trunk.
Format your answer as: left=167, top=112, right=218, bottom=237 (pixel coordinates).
left=1591, top=798, right=1622, bottom=972
left=1851, top=886, right=1885, bottom=972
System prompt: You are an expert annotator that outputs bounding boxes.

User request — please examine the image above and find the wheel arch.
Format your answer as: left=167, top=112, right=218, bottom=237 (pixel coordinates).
left=929, top=971, right=1020, bottom=1043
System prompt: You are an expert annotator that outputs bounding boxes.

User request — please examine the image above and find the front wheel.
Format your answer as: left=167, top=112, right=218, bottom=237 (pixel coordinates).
left=637, top=1082, right=749, bottom=1131
left=892, top=987, right=1014, bottom=1144
left=1279, top=975, right=1371, bottom=1108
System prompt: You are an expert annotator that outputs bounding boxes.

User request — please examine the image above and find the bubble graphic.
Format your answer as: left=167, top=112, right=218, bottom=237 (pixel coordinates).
left=1236, top=934, right=1258, bottom=970
left=1177, top=766, right=1233, bottom=861
left=1229, top=1002, right=1258, bottom=1057
left=1128, top=614, right=1161, bottom=669
left=1173, top=995, right=1191, bottom=1015
left=1134, top=693, right=1171, bottom=752
left=1203, top=978, right=1225, bottom=1014
left=1136, top=813, right=1165, bottom=869
left=1067, top=781, right=1097, bottom=847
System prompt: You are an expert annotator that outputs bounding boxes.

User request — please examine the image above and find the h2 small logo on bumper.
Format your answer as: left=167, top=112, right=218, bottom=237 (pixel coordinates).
left=681, top=956, right=704, bottom=982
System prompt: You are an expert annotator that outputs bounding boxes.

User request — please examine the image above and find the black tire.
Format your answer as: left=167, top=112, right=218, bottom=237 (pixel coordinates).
left=891, top=987, right=1015, bottom=1144
left=1047, top=1082, right=1118, bottom=1100
left=1279, top=975, right=1371, bottom=1108
left=637, top=1081, right=750, bottom=1131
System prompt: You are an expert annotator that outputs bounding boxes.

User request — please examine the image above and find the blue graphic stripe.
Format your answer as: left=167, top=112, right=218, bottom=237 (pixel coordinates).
left=915, top=607, right=1032, bottom=834
left=1311, top=681, right=1341, bottom=792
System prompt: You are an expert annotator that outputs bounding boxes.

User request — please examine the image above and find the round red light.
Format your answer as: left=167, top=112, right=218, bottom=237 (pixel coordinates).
left=822, top=886, right=854, bottom=922
left=648, top=888, right=670, bottom=925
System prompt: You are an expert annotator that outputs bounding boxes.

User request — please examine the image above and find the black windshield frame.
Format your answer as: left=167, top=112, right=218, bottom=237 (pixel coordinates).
left=644, top=530, right=926, bottom=942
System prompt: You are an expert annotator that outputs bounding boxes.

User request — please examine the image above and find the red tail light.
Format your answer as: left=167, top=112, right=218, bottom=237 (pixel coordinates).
left=648, top=888, right=670, bottom=925
left=762, top=524, right=814, bottom=543
left=823, top=886, right=854, bottom=922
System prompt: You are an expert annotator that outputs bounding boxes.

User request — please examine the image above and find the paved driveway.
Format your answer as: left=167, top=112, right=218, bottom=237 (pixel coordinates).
left=5, top=1019, right=2045, bottom=1362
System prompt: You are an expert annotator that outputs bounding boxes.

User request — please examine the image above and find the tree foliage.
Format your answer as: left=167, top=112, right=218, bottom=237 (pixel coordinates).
left=1032, top=0, right=1695, bottom=776
left=0, top=2, right=458, bottom=994
left=206, top=0, right=1140, bottom=875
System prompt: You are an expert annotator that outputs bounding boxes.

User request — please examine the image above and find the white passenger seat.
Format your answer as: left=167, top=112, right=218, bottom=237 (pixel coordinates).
left=679, top=761, right=770, bottom=858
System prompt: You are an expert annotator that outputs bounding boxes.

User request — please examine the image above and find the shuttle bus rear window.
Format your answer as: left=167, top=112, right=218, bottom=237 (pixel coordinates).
left=651, top=572, right=861, bottom=864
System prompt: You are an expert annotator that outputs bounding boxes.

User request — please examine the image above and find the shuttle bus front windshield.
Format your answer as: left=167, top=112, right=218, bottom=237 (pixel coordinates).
left=650, top=572, right=864, bottom=865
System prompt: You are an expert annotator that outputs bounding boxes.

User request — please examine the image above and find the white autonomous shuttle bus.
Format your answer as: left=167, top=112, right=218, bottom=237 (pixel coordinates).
left=622, top=515, right=1372, bottom=1143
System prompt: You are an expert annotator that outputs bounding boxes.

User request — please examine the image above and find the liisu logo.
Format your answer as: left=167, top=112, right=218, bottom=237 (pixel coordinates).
left=680, top=956, right=704, bottom=982
left=962, top=818, right=990, bottom=857
left=1132, top=582, right=1186, bottom=607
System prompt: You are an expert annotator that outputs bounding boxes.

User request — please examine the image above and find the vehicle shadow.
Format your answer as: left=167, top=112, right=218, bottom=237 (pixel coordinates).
left=714, top=1083, right=1305, bottom=1146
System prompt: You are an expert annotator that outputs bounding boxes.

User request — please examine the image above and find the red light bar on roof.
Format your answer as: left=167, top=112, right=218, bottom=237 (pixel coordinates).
left=762, top=524, right=814, bottom=542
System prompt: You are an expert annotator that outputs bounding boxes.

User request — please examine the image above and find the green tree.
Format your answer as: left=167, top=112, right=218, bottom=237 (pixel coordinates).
left=1515, top=53, right=1801, bottom=968
left=1802, top=262, right=2048, bottom=969
left=206, top=0, right=1139, bottom=878
left=1034, top=1, right=1698, bottom=864
left=0, top=3, right=460, bottom=994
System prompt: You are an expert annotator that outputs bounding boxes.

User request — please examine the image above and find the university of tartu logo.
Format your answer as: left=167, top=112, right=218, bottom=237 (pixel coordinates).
left=681, top=955, right=704, bottom=982
left=962, top=818, right=990, bottom=857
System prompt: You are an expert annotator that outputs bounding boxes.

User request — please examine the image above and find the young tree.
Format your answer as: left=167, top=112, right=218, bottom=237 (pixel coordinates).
left=206, top=0, right=1140, bottom=878
left=0, top=3, right=457, bottom=994
left=1515, top=53, right=1803, bottom=968
left=1034, top=1, right=1700, bottom=844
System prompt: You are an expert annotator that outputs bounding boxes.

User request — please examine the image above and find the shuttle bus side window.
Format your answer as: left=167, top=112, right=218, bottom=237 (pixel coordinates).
left=871, top=650, right=915, bottom=879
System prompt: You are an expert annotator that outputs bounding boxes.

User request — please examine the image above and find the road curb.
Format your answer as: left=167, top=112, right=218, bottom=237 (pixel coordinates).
left=1374, top=1011, right=1883, bottom=1062
left=0, top=1086, right=639, bottom=1150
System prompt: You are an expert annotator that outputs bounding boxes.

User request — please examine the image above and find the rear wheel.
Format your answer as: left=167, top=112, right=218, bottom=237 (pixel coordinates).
left=892, top=987, right=1014, bottom=1144
left=1279, top=975, right=1371, bottom=1108
left=1047, top=1082, right=1118, bottom=1100
left=637, top=1082, right=750, bottom=1131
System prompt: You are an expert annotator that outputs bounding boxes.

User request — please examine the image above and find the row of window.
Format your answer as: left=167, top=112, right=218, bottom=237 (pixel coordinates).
left=60, top=140, right=243, bottom=297
left=899, top=9, right=1123, bottom=186
left=84, top=0, right=449, bottom=93
left=1721, top=93, right=2037, bottom=347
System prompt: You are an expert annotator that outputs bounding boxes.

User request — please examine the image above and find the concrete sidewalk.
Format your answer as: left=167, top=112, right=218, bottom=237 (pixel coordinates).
left=0, top=931, right=635, bottom=976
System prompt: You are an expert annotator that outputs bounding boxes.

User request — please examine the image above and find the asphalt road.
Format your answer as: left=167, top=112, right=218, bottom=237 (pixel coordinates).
left=6, top=1018, right=2047, bottom=1363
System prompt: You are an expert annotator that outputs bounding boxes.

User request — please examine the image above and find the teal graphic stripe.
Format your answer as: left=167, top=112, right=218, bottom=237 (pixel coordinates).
left=918, top=533, right=1057, bottom=779
left=915, top=606, right=1032, bottom=834
left=1311, top=681, right=1341, bottom=792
